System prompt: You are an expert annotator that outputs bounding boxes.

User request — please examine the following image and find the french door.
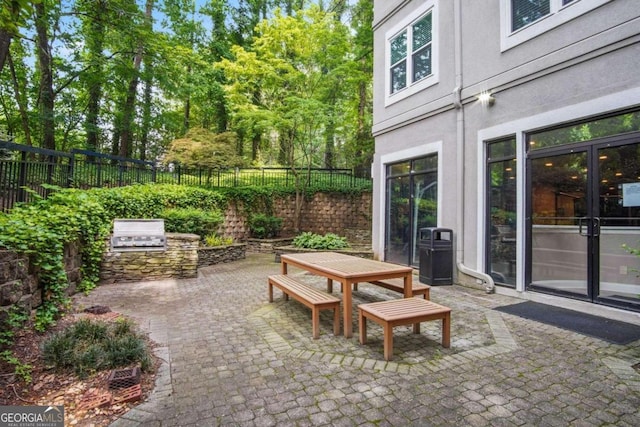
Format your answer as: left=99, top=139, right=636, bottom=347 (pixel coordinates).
left=527, top=134, right=640, bottom=311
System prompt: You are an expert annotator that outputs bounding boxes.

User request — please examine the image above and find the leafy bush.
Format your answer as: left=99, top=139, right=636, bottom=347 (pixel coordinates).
left=91, top=184, right=226, bottom=219
left=161, top=208, right=223, bottom=238
left=248, top=214, right=283, bottom=239
left=42, top=318, right=152, bottom=379
left=204, top=234, right=233, bottom=247
left=292, top=232, right=349, bottom=250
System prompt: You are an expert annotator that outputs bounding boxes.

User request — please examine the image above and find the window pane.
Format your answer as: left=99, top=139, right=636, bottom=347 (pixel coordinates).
left=390, top=32, right=407, bottom=65
left=412, top=46, right=431, bottom=83
left=529, top=111, right=640, bottom=151
left=562, top=0, right=576, bottom=5
left=488, top=138, right=517, bottom=160
left=391, top=61, right=407, bottom=93
left=512, top=0, right=550, bottom=31
left=388, top=161, right=411, bottom=177
left=412, top=155, right=437, bottom=173
left=412, top=13, right=432, bottom=51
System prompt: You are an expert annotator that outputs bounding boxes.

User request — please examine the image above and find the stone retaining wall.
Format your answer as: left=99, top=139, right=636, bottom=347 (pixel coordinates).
left=100, top=233, right=199, bottom=283
left=220, top=192, right=372, bottom=243
left=198, top=243, right=246, bottom=268
left=245, top=238, right=295, bottom=253
left=0, top=242, right=82, bottom=321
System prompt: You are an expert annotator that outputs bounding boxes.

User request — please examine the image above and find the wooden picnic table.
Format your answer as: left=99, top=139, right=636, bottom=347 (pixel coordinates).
left=280, top=252, right=414, bottom=338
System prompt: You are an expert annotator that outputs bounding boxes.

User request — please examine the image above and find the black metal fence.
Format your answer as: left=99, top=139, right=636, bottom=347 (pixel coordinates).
left=0, top=141, right=370, bottom=212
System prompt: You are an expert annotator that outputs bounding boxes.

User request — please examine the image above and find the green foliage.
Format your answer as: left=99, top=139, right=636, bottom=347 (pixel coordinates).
left=164, top=128, right=246, bottom=169
left=0, top=350, right=32, bottom=383
left=161, top=207, right=223, bottom=238
left=203, top=234, right=233, bottom=247
left=42, top=318, right=152, bottom=379
left=248, top=214, right=283, bottom=239
left=0, top=187, right=110, bottom=331
left=292, top=232, right=349, bottom=250
left=90, top=184, right=226, bottom=219
left=0, top=305, right=32, bottom=382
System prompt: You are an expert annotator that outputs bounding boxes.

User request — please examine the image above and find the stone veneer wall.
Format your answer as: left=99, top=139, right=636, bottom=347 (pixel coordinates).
left=100, top=233, right=199, bottom=284
left=220, top=192, right=372, bottom=244
left=0, top=243, right=83, bottom=321
left=198, top=243, right=246, bottom=268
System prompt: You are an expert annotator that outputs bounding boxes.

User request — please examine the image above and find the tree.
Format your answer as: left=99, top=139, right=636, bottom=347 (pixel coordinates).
left=218, top=5, right=352, bottom=229
left=0, top=0, right=31, bottom=73
left=164, top=127, right=244, bottom=169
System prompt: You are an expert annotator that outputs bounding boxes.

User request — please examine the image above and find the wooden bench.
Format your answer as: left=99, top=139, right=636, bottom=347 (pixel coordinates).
left=358, top=298, right=451, bottom=361
left=268, top=274, right=341, bottom=339
left=341, top=279, right=431, bottom=299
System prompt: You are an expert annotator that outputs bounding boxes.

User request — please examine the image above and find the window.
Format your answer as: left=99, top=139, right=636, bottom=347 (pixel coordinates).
left=501, top=0, right=610, bottom=51
left=385, top=155, right=438, bottom=267
left=385, top=1, right=438, bottom=105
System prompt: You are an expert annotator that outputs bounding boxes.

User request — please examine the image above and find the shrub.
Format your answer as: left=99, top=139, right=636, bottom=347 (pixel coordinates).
left=160, top=207, right=223, bottom=238
left=248, top=214, right=283, bottom=238
left=204, top=234, right=233, bottom=247
left=42, top=318, right=152, bottom=379
left=292, top=232, right=349, bottom=250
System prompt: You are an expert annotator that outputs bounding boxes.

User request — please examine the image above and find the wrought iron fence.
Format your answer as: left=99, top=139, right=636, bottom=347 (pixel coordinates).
left=0, top=140, right=370, bottom=212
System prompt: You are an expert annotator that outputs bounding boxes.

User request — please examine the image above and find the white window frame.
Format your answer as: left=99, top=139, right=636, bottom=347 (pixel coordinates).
left=500, top=0, right=611, bottom=52
left=385, top=1, right=439, bottom=107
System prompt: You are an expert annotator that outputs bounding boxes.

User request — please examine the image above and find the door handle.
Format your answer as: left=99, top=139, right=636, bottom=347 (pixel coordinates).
left=578, top=217, right=599, bottom=237
left=578, top=217, right=589, bottom=236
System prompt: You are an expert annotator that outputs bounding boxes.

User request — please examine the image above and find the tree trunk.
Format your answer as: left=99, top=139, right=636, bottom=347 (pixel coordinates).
left=140, top=60, right=153, bottom=161
left=120, top=0, right=154, bottom=158
left=7, top=52, right=32, bottom=146
left=0, top=30, right=12, bottom=74
left=85, top=0, right=107, bottom=157
left=34, top=1, right=55, bottom=150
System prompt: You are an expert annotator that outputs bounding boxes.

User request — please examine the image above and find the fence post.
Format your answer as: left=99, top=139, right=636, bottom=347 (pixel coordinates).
left=68, top=155, right=75, bottom=188
left=17, top=150, right=27, bottom=204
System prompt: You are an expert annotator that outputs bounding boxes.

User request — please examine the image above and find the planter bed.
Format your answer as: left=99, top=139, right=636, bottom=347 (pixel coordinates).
left=274, top=245, right=373, bottom=263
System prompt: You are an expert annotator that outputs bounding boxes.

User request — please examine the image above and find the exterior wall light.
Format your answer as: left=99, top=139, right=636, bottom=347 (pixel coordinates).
left=478, top=92, right=495, bottom=107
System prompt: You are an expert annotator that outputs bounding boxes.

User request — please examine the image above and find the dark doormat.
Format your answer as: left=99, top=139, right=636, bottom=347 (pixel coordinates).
left=494, top=301, right=640, bottom=344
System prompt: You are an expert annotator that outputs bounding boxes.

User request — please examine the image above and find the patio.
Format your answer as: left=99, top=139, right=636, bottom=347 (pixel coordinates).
left=74, top=253, right=640, bottom=426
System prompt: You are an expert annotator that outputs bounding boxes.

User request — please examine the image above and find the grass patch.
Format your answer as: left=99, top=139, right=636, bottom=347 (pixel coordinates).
left=42, top=318, right=152, bottom=379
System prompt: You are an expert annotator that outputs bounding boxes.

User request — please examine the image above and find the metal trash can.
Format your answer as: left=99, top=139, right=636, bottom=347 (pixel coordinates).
left=419, top=227, right=453, bottom=286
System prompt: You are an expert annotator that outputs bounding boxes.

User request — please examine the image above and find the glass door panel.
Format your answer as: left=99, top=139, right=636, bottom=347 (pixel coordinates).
left=386, top=176, right=411, bottom=264
left=411, top=172, right=437, bottom=265
left=530, top=152, right=589, bottom=296
left=596, top=143, right=640, bottom=307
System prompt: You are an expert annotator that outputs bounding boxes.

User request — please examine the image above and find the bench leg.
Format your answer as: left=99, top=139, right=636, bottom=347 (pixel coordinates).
left=413, top=322, right=421, bottom=334
left=312, top=307, right=320, bottom=339
left=383, top=323, right=393, bottom=361
left=358, top=310, right=367, bottom=344
left=268, top=282, right=274, bottom=302
left=327, top=278, right=333, bottom=293
left=442, top=313, right=451, bottom=348
left=333, top=305, right=340, bottom=336
left=424, top=289, right=430, bottom=300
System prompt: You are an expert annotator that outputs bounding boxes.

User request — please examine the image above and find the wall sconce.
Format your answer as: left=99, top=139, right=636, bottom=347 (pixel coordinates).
left=478, top=91, right=495, bottom=107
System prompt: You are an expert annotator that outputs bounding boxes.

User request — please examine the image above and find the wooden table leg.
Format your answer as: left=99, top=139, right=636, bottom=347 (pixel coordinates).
left=281, top=262, right=288, bottom=274
left=343, top=280, right=353, bottom=338
left=403, top=273, right=413, bottom=298
left=358, top=309, right=367, bottom=344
